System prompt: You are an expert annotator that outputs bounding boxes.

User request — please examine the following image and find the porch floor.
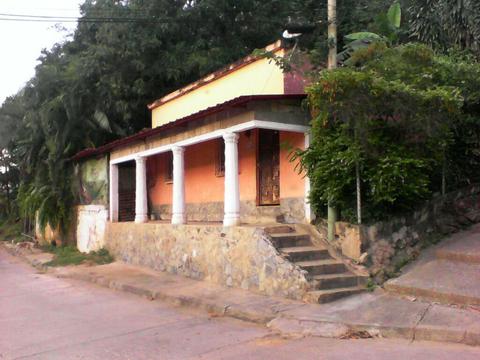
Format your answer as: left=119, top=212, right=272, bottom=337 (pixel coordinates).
left=116, top=219, right=287, bottom=228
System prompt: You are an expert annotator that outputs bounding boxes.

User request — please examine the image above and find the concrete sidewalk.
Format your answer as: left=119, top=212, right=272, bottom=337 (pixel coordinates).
left=3, top=242, right=480, bottom=347
left=385, top=224, right=480, bottom=306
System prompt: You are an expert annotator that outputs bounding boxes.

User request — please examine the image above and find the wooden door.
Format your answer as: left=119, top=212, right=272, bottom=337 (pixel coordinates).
left=257, top=129, right=280, bottom=205
left=118, top=162, right=136, bottom=222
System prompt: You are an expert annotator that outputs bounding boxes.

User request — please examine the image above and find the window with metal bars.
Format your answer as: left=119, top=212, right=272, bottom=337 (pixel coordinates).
left=215, top=139, right=225, bottom=177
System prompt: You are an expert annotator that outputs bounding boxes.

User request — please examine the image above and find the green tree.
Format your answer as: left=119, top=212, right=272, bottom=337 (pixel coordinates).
left=0, top=94, right=24, bottom=219
left=1, top=0, right=405, bottom=234
left=298, top=43, right=479, bottom=223
left=408, top=0, right=480, bottom=56
left=1, top=0, right=298, bottom=234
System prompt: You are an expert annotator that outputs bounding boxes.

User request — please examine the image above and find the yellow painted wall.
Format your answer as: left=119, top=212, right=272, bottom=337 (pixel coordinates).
left=152, top=50, right=285, bottom=128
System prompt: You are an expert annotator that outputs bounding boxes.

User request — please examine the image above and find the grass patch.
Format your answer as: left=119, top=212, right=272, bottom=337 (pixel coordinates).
left=393, top=256, right=412, bottom=274
left=42, top=246, right=114, bottom=267
left=421, top=232, right=444, bottom=249
left=365, top=278, right=377, bottom=292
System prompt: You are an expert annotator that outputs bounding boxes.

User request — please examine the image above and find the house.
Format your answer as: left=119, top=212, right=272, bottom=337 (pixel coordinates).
left=73, top=40, right=312, bottom=226
left=71, top=41, right=367, bottom=302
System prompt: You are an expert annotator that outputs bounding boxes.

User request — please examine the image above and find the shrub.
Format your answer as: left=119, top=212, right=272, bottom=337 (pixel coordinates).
left=298, top=43, right=480, bottom=223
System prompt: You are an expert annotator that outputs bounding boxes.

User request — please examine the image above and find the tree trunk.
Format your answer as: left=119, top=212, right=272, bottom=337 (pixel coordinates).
left=442, top=157, right=446, bottom=196
left=6, top=163, right=11, bottom=216
left=356, top=160, right=362, bottom=224
left=327, top=202, right=338, bottom=243
left=1, top=153, right=11, bottom=216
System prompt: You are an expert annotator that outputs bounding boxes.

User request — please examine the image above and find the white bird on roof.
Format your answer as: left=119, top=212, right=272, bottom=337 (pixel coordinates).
left=282, top=29, right=302, bottom=39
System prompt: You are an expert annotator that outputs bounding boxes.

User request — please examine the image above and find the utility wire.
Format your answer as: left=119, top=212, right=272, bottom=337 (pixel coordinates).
left=0, top=8, right=147, bottom=13
left=0, top=12, right=154, bottom=20
left=0, top=18, right=161, bottom=23
left=0, top=17, right=284, bottom=24
left=0, top=11, right=165, bottom=23
left=0, top=14, right=166, bottom=23
left=0, top=11, right=290, bottom=24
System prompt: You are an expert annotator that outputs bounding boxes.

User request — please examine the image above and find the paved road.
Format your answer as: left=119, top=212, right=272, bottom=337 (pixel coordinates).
left=1, top=248, right=480, bottom=360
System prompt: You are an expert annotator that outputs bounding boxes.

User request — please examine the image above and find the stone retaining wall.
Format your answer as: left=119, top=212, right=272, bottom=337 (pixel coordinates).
left=318, top=184, right=480, bottom=282
left=104, top=222, right=309, bottom=299
left=151, top=197, right=306, bottom=224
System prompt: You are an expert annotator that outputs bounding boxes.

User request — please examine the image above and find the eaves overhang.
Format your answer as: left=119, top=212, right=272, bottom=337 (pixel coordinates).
left=71, top=94, right=307, bottom=162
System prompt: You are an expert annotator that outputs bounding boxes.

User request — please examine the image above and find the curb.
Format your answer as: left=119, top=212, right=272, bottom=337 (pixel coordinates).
left=56, top=271, right=276, bottom=325
left=384, top=282, right=480, bottom=307
left=0, top=242, right=51, bottom=272
left=267, top=316, right=414, bottom=341
left=267, top=315, right=480, bottom=346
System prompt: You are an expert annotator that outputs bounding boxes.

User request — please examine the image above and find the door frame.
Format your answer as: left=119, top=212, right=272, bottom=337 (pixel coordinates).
left=256, top=129, right=280, bottom=206
left=118, top=161, right=136, bottom=222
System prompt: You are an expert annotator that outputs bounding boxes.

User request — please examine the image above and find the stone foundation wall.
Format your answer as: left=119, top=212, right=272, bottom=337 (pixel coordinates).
left=151, top=197, right=306, bottom=224
left=104, top=222, right=309, bottom=299
left=151, top=202, right=224, bottom=222
left=318, top=184, right=480, bottom=282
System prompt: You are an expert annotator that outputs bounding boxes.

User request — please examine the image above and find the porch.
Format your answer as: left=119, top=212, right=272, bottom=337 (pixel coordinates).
left=110, top=119, right=312, bottom=226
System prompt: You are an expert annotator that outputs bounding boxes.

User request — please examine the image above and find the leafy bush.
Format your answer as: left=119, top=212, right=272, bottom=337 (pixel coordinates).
left=368, top=151, right=431, bottom=207
left=299, top=43, right=480, bottom=223
left=0, top=219, right=22, bottom=242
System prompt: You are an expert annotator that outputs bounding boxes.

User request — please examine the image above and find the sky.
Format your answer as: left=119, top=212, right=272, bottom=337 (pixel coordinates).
left=0, top=0, right=83, bottom=105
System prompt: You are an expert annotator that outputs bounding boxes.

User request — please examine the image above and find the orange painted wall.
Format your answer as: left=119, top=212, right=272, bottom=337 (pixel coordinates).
left=238, top=130, right=258, bottom=201
left=147, top=130, right=305, bottom=207
left=147, top=152, right=172, bottom=205
left=279, top=131, right=306, bottom=199
left=184, top=140, right=224, bottom=202
left=147, top=132, right=258, bottom=206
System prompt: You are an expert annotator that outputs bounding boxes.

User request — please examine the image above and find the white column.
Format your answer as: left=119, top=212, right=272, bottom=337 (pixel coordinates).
left=223, top=132, right=240, bottom=226
left=109, top=163, right=119, bottom=222
left=304, top=132, right=314, bottom=223
left=171, top=146, right=186, bottom=225
left=135, top=156, right=148, bottom=223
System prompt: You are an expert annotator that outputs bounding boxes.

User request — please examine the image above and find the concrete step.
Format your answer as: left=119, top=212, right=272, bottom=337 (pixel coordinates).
left=385, top=259, right=480, bottom=306
left=306, top=286, right=366, bottom=304
left=435, top=233, right=480, bottom=264
left=269, top=233, right=311, bottom=248
left=264, top=225, right=295, bottom=235
left=295, top=259, right=347, bottom=275
left=436, top=249, right=480, bottom=264
left=308, top=273, right=367, bottom=290
left=280, top=246, right=330, bottom=262
left=268, top=226, right=365, bottom=303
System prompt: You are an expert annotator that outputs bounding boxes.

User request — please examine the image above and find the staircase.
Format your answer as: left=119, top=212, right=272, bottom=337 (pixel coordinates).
left=266, top=225, right=368, bottom=303
left=385, top=224, right=480, bottom=306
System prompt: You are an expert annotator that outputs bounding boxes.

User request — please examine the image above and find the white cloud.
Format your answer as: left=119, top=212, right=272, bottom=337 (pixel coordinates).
left=0, top=0, right=82, bottom=104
